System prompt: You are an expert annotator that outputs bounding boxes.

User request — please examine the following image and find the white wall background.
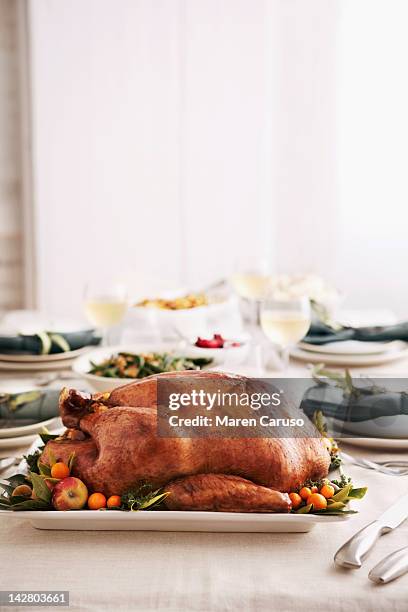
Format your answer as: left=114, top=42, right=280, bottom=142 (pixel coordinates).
left=336, top=0, right=408, bottom=317
left=27, top=0, right=408, bottom=317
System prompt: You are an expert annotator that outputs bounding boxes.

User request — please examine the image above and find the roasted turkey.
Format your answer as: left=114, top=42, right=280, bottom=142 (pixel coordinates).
left=41, top=371, right=331, bottom=512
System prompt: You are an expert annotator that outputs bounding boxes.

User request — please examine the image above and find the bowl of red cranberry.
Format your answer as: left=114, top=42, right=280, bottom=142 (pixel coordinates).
left=186, top=333, right=250, bottom=366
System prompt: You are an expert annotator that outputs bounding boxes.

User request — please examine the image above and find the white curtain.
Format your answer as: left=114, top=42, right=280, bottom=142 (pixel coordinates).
left=336, top=0, right=408, bottom=316
left=28, top=0, right=408, bottom=316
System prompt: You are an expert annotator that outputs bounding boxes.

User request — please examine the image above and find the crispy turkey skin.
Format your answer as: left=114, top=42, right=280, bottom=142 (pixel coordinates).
left=41, top=372, right=331, bottom=511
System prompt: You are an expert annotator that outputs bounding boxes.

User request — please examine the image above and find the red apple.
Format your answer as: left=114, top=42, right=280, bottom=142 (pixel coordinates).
left=52, top=476, right=88, bottom=511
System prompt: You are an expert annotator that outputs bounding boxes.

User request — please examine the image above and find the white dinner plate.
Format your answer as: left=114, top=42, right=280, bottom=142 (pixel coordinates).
left=290, top=343, right=408, bottom=367
left=0, top=358, right=79, bottom=372
left=331, top=415, right=408, bottom=440
left=0, top=346, right=91, bottom=363
left=340, top=436, right=408, bottom=450
left=0, top=380, right=60, bottom=438
left=0, top=509, right=350, bottom=532
left=1, top=428, right=63, bottom=459
left=0, top=417, right=60, bottom=439
left=298, top=340, right=401, bottom=356
left=0, top=432, right=40, bottom=450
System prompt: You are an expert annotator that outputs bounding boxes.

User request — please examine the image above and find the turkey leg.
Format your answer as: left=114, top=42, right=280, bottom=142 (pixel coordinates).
left=164, top=473, right=291, bottom=513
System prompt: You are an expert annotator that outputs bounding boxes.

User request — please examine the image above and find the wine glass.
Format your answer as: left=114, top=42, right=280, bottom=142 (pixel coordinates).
left=230, top=257, right=271, bottom=335
left=260, top=296, right=311, bottom=371
left=230, top=256, right=271, bottom=301
left=84, top=281, right=128, bottom=346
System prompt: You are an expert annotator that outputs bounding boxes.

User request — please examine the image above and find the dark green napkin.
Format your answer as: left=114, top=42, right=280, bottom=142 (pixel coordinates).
left=301, top=382, right=408, bottom=423
left=303, top=320, right=408, bottom=345
left=0, top=329, right=100, bottom=355
left=0, top=389, right=60, bottom=428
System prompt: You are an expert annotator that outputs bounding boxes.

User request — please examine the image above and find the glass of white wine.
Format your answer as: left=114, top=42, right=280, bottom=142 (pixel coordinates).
left=260, top=296, right=311, bottom=371
left=231, top=257, right=271, bottom=335
left=230, top=257, right=271, bottom=301
left=84, top=281, right=128, bottom=346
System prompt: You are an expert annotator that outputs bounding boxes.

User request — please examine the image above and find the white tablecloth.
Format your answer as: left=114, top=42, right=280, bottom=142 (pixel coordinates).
left=1, top=319, right=408, bottom=611
left=1, top=452, right=407, bottom=612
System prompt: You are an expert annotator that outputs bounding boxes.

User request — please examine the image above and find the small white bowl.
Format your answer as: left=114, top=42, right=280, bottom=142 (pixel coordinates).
left=128, top=295, right=242, bottom=341
left=72, top=343, right=223, bottom=393
left=184, top=336, right=250, bottom=367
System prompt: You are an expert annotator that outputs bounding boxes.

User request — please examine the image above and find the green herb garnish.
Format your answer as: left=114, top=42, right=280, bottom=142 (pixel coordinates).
left=311, top=364, right=387, bottom=400
left=121, top=483, right=170, bottom=511
left=23, top=449, right=42, bottom=474
left=0, top=471, right=52, bottom=511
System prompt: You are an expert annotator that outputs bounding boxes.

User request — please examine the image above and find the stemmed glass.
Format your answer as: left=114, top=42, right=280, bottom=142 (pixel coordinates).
left=83, top=281, right=128, bottom=346
left=260, top=296, right=311, bottom=371
left=230, top=257, right=270, bottom=301
left=230, top=257, right=271, bottom=332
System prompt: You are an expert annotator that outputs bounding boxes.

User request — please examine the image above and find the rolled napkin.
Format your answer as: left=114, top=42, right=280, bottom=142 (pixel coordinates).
left=301, top=383, right=408, bottom=423
left=303, top=320, right=408, bottom=345
left=0, top=329, right=100, bottom=355
left=0, top=389, right=60, bottom=427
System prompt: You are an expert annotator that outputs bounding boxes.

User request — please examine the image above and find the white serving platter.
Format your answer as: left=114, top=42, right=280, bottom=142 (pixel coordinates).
left=0, top=509, right=350, bottom=532
left=1, top=438, right=353, bottom=533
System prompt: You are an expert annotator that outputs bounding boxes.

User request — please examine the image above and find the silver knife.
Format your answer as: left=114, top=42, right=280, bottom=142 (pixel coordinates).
left=334, top=492, right=408, bottom=569
left=369, top=546, right=408, bottom=584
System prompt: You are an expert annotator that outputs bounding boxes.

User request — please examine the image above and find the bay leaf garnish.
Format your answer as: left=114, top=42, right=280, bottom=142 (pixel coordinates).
left=29, top=472, right=52, bottom=504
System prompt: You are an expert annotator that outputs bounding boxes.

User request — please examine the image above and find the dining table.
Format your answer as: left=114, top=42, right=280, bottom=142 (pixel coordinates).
left=0, top=309, right=407, bottom=612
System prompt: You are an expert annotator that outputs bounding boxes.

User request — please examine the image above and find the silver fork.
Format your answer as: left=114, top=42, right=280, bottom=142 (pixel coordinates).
left=340, top=451, right=408, bottom=476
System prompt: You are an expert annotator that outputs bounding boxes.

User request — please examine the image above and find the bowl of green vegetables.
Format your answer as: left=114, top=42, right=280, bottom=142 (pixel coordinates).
left=72, top=345, right=214, bottom=392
